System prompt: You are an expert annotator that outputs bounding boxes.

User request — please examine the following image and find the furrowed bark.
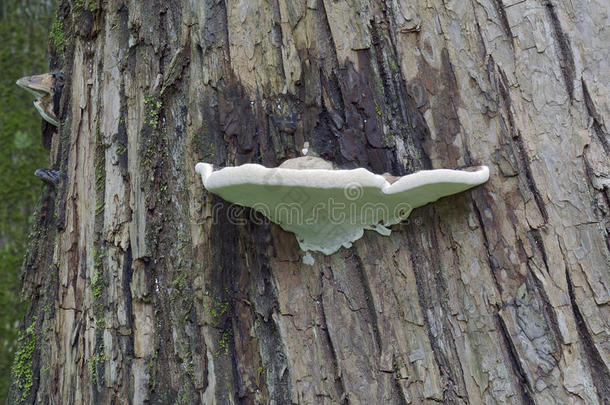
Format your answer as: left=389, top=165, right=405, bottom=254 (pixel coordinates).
left=10, top=0, right=609, bottom=404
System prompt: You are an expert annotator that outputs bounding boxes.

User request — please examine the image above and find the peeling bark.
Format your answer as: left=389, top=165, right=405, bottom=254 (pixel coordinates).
left=10, top=0, right=610, bottom=404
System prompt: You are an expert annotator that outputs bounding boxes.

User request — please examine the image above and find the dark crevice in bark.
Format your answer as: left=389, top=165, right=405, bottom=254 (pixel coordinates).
left=368, top=19, right=402, bottom=162
left=263, top=102, right=275, bottom=165
left=220, top=0, right=232, bottom=66
left=351, top=252, right=382, bottom=353
left=543, top=0, right=575, bottom=100
left=513, top=131, right=549, bottom=222
left=406, top=227, right=467, bottom=404
left=247, top=222, right=293, bottom=404
left=316, top=77, right=344, bottom=162
left=496, top=67, right=549, bottom=223
left=496, top=313, right=536, bottom=405
left=232, top=225, right=264, bottom=401
left=369, top=12, right=431, bottom=173
left=313, top=0, right=350, bottom=166
left=198, top=0, right=232, bottom=69
left=581, top=150, right=610, bottom=252
left=92, top=95, right=108, bottom=400
left=390, top=354, right=409, bottom=405
left=145, top=57, right=207, bottom=403
left=472, top=197, right=504, bottom=295
left=525, top=267, right=563, bottom=359
left=527, top=229, right=549, bottom=270
left=149, top=276, right=180, bottom=403
left=157, top=6, right=170, bottom=71
left=55, top=50, right=75, bottom=232
left=369, top=20, right=392, bottom=101
left=120, top=246, right=135, bottom=384
left=493, top=0, right=515, bottom=46
left=429, top=229, right=469, bottom=404
left=315, top=1, right=403, bottom=174
left=116, top=11, right=136, bottom=399
left=581, top=78, right=610, bottom=154
left=424, top=47, right=466, bottom=168
left=226, top=285, right=244, bottom=404
left=565, top=269, right=610, bottom=403
left=318, top=278, right=348, bottom=404
left=269, top=0, right=287, bottom=84
left=201, top=207, right=239, bottom=401
left=524, top=229, right=566, bottom=352
left=218, top=78, right=260, bottom=164
left=199, top=88, right=228, bottom=168
left=116, top=97, right=129, bottom=174
left=472, top=17, right=489, bottom=59
left=315, top=0, right=342, bottom=74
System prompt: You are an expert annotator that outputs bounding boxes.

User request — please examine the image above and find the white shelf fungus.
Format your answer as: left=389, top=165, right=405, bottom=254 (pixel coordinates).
left=195, top=157, right=489, bottom=255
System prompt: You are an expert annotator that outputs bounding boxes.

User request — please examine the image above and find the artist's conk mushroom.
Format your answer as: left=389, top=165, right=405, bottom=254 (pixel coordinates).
left=195, top=157, right=489, bottom=255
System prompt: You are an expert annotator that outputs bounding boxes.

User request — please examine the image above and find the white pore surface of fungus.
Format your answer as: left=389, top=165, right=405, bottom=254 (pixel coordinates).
left=195, top=158, right=489, bottom=255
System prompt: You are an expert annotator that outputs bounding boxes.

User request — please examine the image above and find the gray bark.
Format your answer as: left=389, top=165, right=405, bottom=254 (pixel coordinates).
left=10, top=0, right=609, bottom=404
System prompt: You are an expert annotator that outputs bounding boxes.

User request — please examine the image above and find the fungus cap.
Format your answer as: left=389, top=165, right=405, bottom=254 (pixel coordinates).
left=195, top=161, right=489, bottom=255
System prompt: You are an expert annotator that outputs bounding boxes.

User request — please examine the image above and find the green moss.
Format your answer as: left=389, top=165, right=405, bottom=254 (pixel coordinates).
left=144, top=94, right=163, bottom=130
left=94, top=202, right=104, bottom=216
left=50, top=18, right=65, bottom=57
left=172, top=272, right=188, bottom=291
left=72, top=0, right=98, bottom=18
left=218, top=329, right=232, bottom=356
left=92, top=277, right=103, bottom=299
left=94, top=128, right=106, bottom=191
left=94, top=202, right=105, bottom=217
left=11, top=320, right=37, bottom=403
left=91, top=249, right=105, bottom=299
left=87, top=347, right=107, bottom=380
left=382, top=129, right=395, bottom=145
left=374, top=98, right=382, bottom=117
left=204, top=290, right=228, bottom=322
left=89, top=247, right=106, bottom=386
left=115, top=141, right=127, bottom=156
left=257, top=362, right=268, bottom=376
left=95, top=317, right=105, bottom=332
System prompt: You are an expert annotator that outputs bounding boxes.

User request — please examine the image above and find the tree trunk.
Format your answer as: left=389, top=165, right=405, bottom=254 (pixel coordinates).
left=9, top=0, right=609, bottom=404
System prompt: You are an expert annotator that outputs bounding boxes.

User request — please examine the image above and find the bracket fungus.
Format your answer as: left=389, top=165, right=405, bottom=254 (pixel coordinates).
left=195, top=157, right=489, bottom=256
left=16, top=72, right=63, bottom=126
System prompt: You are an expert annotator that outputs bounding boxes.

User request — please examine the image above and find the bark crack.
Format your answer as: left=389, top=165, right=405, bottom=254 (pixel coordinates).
left=582, top=78, right=610, bottom=154
left=493, top=0, right=515, bottom=47
left=270, top=0, right=287, bottom=85
left=407, top=230, right=468, bottom=404
left=472, top=198, right=504, bottom=295
left=319, top=278, right=348, bottom=404
left=496, top=313, right=536, bottom=404
left=351, top=253, right=383, bottom=352
left=543, top=0, right=575, bottom=100
left=565, top=268, right=610, bottom=403
left=497, top=66, right=549, bottom=223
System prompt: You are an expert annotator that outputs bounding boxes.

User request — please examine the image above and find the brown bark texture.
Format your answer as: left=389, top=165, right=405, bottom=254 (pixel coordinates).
left=9, top=0, right=609, bottom=404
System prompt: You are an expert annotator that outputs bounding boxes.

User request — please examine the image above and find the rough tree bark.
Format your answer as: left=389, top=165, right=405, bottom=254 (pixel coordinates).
left=9, top=0, right=609, bottom=404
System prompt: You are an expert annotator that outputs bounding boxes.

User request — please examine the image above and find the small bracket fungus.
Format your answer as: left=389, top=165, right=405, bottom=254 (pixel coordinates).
left=16, top=72, right=64, bottom=126
left=195, top=157, right=489, bottom=255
